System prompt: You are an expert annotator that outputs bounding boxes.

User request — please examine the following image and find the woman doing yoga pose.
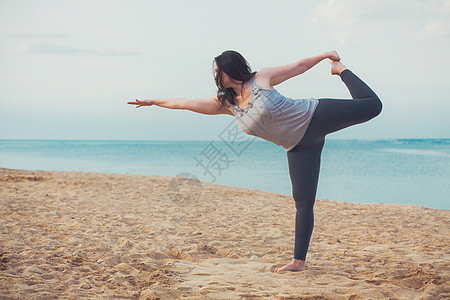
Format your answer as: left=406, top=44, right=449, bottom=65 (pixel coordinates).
left=127, top=50, right=382, bottom=272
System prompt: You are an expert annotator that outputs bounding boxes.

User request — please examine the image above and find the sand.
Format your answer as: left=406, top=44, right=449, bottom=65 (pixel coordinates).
left=0, top=167, right=449, bottom=299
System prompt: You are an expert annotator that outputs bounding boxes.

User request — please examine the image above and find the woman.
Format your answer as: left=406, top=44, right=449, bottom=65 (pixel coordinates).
left=127, top=50, right=382, bottom=273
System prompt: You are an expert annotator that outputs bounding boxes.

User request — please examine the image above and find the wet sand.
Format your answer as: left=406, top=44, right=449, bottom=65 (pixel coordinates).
left=0, top=168, right=449, bottom=299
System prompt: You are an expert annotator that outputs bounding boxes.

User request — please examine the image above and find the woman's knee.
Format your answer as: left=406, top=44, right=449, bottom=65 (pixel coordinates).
left=293, top=191, right=316, bottom=210
left=370, top=96, right=382, bottom=118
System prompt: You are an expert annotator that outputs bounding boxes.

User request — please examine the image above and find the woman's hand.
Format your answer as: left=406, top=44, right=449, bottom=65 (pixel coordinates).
left=127, top=99, right=154, bottom=108
left=327, top=50, right=341, bottom=61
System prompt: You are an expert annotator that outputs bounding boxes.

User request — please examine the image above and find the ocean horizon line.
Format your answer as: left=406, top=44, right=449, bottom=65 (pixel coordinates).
left=1, top=138, right=449, bottom=142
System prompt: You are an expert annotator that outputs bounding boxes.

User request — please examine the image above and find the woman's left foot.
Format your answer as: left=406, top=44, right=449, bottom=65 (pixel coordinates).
left=329, top=59, right=347, bottom=76
left=273, top=259, right=307, bottom=273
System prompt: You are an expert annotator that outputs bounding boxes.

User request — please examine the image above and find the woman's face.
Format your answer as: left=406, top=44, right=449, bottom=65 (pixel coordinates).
left=214, top=64, right=219, bottom=80
left=215, top=64, right=234, bottom=89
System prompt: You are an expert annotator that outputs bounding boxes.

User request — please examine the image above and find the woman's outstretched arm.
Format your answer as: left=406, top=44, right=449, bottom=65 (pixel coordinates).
left=127, top=97, right=233, bottom=115
left=128, top=98, right=184, bottom=109
left=259, top=51, right=341, bottom=87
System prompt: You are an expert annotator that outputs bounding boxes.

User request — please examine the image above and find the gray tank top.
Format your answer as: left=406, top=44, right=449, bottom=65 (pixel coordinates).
left=231, top=76, right=318, bottom=151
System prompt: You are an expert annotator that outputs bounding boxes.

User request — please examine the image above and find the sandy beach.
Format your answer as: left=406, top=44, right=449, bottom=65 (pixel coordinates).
left=0, top=167, right=449, bottom=299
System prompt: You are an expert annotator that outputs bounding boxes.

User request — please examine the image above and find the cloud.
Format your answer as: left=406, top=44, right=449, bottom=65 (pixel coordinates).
left=441, top=0, right=450, bottom=12
left=2, top=33, right=139, bottom=56
left=417, top=19, right=450, bottom=40
left=308, top=0, right=402, bottom=46
left=310, top=0, right=361, bottom=28
left=309, top=0, right=450, bottom=45
left=309, top=0, right=362, bottom=45
left=1, top=33, right=74, bottom=39
left=417, top=0, right=450, bottom=40
left=28, top=43, right=140, bottom=56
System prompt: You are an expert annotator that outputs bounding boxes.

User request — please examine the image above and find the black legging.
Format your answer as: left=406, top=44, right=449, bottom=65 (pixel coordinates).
left=287, top=69, right=382, bottom=261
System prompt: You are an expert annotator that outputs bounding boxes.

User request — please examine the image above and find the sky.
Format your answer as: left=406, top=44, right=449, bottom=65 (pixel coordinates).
left=1, top=0, right=449, bottom=141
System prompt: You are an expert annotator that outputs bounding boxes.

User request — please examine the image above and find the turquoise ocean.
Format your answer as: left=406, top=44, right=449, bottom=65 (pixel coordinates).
left=0, top=139, right=449, bottom=210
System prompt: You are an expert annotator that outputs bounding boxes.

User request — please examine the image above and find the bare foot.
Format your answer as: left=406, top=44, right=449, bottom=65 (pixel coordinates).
left=273, top=259, right=307, bottom=273
left=329, top=59, right=348, bottom=76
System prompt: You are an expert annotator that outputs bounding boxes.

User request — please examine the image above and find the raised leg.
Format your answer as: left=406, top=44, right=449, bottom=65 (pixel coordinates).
left=316, top=62, right=383, bottom=135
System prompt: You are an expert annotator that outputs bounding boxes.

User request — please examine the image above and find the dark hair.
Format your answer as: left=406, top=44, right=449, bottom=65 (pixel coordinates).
left=214, top=50, right=256, bottom=107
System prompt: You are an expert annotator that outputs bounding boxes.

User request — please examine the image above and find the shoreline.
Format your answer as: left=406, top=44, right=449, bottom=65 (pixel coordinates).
left=1, top=167, right=447, bottom=211
left=2, top=138, right=449, bottom=211
left=1, top=168, right=449, bottom=299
